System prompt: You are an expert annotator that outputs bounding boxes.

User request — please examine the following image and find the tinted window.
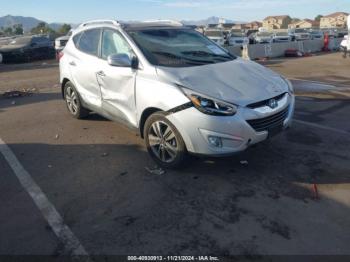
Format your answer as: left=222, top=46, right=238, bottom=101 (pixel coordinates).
left=78, top=29, right=101, bottom=56
left=101, top=29, right=133, bottom=60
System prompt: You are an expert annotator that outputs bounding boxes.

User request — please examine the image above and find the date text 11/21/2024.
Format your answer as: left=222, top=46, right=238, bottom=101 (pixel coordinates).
left=127, top=256, right=220, bottom=261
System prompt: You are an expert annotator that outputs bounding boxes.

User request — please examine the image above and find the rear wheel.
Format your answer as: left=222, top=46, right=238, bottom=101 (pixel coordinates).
left=144, top=112, right=187, bottom=169
left=64, top=81, right=89, bottom=119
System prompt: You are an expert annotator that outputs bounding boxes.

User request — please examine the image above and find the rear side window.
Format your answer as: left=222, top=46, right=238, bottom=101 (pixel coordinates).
left=73, top=33, right=82, bottom=47
left=77, top=29, right=101, bottom=56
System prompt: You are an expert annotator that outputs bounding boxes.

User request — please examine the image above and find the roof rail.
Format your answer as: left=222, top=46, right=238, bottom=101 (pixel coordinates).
left=79, top=20, right=120, bottom=28
left=142, top=20, right=183, bottom=26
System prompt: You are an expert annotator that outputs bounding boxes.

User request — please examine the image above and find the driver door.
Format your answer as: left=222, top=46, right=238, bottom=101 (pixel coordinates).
left=96, top=29, right=138, bottom=127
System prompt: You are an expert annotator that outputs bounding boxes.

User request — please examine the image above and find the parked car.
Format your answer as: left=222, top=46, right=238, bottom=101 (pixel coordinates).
left=308, top=30, right=324, bottom=40
left=340, top=35, right=348, bottom=52
left=55, top=30, right=73, bottom=53
left=228, top=30, right=247, bottom=47
left=272, top=32, right=291, bottom=43
left=59, top=20, right=295, bottom=168
left=246, top=30, right=258, bottom=44
left=0, top=35, right=55, bottom=63
left=204, top=30, right=225, bottom=46
left=290, top=29, right=311, bottom=41
left=334, top=30, right=348, bottom=39
left=253, top=32, right=273, bottom=44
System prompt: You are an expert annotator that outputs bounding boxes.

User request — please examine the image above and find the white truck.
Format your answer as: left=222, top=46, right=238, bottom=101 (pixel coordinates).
left=55, top=30, right=73, bottom=53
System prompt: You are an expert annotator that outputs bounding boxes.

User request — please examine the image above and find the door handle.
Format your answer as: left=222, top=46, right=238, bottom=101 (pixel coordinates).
left=96, top=71, right=106, bottom=77
left=69, top=61, right=76, bottom=66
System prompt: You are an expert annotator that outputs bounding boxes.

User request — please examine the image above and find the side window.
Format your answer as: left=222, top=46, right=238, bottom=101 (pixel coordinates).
left=101, top=29, right=133, bottom=60
left=78, top=29, right=101, bottom=56
left=73, top=33, right=82, bottom=47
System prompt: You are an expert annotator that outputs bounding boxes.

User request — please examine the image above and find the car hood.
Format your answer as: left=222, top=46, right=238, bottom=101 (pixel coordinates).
left=0, top=44, right=27, bottom=52
left=156, top=58, right=288, bottom=106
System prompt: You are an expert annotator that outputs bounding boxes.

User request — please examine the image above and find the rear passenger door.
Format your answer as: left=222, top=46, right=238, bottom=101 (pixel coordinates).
left=70, top=29, right=102, bottom=108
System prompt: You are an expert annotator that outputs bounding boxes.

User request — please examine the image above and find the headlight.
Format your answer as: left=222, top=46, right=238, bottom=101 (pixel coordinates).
left=282, top=77, right=294, bottom=94
left=181, top=87, right=237, bottom=116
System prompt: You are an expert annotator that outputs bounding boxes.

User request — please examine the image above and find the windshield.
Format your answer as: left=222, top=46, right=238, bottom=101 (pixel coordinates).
left=204, top=31, right=223, bottom=37
left=275, top=32, right=288, bottom=36
left=230, top=31, right=245, bottom=37
left=127, top=28, right=236, bottom=68
left=295, top=29, right=307, bottom=33
left=9, top=37, right=32, bottom=45
left=258, top=32, right=272, bottom=37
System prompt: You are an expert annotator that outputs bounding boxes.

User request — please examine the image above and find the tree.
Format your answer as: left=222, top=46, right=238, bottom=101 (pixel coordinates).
left=4, top=27, right=13, bottom=36
left=315, top=15, right=323, bottom=22
left=31, top=22, right=55, bottom=34
left=13, top=24, right=24, bottom=35
left=58, top=24, right=71, bottom=35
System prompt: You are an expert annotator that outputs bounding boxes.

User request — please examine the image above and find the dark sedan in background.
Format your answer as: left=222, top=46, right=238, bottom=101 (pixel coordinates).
left=0, top=35, right=55, bottom=63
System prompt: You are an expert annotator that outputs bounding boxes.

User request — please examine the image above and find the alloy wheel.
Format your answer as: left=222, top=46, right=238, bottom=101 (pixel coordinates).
left=65, top=86, right=79, bottom=115
left=148, top=121, right=179, bottom=163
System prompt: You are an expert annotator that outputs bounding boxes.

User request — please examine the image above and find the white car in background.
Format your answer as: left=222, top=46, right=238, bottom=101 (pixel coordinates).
left=308, top=30, right=324, bottom=40
left=55, top=30, right=73, bottom=53
left=228, top=30, right=247, bottom=47
left=290, top=29, right=311, bottom=41
left=340, top=35, right=348, bottom=51
left=204, top=30, right=225, bottom=46
left=272, top=32, right=291, bottom=43
left=254, top=32, right=273, bottom=44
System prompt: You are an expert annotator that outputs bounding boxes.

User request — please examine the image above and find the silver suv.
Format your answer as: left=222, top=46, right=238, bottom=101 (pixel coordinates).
left=59, top=20, right=295, bottom=168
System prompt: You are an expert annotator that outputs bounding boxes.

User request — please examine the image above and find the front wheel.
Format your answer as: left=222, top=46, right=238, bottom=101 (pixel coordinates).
left=144, top=112, right=187, bottom=169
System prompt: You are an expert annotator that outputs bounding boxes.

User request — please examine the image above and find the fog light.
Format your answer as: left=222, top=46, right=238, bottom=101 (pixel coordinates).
left=208, top=136, right=223, bottom=148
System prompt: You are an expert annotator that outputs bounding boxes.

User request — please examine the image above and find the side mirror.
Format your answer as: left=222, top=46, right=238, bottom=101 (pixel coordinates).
left=107, top=54, right=139, bottom=69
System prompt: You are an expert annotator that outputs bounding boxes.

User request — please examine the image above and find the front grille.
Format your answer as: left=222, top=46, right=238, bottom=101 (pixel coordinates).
left=247, top=93, right=286, bottom=109
left=247, top=107, right=289, bottom=132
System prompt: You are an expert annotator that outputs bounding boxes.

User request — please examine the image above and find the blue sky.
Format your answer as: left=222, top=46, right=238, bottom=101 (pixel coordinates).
left=1, top=0, right=349, bottom=23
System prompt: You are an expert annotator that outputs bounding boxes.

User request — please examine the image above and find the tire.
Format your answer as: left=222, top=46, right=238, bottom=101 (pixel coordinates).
left=144, top=112, right=187, bottom=169
left=64, top=81, right=89, bottom=119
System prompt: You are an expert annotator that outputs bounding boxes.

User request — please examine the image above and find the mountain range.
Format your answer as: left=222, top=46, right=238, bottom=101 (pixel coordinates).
left=0, top=15, right=78, bottom=32
left=0, top=15, right=245, bottom=32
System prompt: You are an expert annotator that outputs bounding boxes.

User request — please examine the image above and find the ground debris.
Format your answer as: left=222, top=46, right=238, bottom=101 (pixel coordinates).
left=55, top=134, right=60, bottom=140
left=145, top=166, right=166, bottom=176
left=240, top=160, right=249, bottom=165
left=101, top=152, right=109, bottom=157
left=2, top=89, right=36, bottom=99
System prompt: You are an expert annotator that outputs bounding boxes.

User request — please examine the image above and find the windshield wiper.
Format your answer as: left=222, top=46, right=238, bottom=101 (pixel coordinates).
left=152, top=51, right=215, bottom=65
left=181, top=50, right=233, bottom=60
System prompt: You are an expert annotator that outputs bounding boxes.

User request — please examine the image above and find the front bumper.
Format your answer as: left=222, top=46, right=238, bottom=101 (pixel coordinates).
left=167, top=93, right=295, bottom=156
